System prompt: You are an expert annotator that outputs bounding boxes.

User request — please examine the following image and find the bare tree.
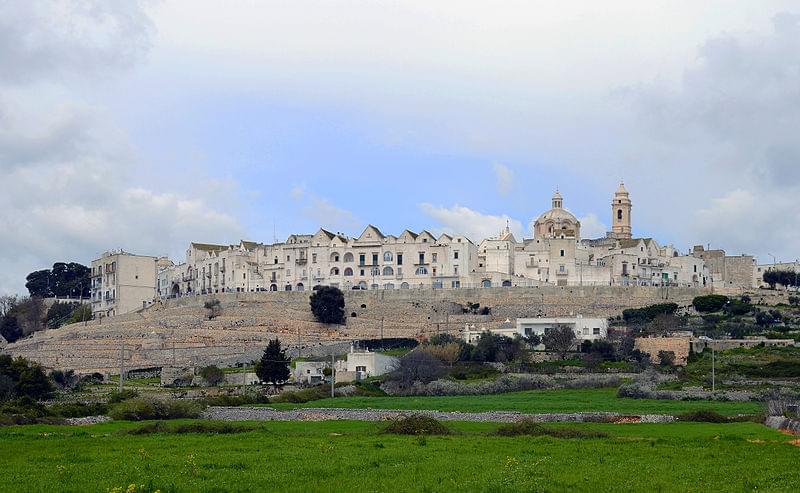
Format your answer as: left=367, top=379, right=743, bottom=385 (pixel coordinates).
left=542, top=325, right=576, bottom=360
left=0, top=295, right=18, bottom=317
left=386, top=349, right=445, bottom=389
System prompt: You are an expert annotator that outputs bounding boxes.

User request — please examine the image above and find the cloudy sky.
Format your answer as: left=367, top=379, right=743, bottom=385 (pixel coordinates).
left=1, top=0, right=799, bottom=295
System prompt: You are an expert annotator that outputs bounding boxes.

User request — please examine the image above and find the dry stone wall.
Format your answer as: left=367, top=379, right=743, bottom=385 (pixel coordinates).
left=6, top=286, right=706, bottom=373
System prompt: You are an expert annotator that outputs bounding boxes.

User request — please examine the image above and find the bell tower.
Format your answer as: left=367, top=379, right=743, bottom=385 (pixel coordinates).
left=611, top=182, right=632, bottom=239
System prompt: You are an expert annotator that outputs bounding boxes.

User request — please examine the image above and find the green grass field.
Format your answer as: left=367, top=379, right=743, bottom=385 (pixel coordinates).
left=267, top=388, right=765, bottom=416
left=0, top=420, right=797, bottom=492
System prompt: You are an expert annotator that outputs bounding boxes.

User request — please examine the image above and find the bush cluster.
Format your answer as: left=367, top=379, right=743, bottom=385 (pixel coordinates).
left=623, top=303, right=679, bottom=324
left=108, top=398, right=203, bottom=421
left=126, top=421, right=259, bottom=435
left=692, top=295, right=729, bottom=313
left=494, top=420, right=608, bottom=439
left=384, top=374, right=622, bottom=397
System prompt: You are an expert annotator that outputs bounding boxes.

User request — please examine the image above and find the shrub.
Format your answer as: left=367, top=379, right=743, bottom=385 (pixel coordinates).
left=676, top=410, right=729, bottom=423
left=309, top=286, right=346, bottom=324
left=200, top=393, right=270, bottom=407
left=108, top=398, right=202, bottom=421
left=48, top=401, right=109, bottom=418
left=107, top=389, right=139, bottom=404
left=126, top=421, right=258, bottom=435
left=199, top=365, right=225, bottom=387
left=692, top=295, right=729, bottom=313
left=542, top=325, right=576, bottom=360
left=494, top=420, right=608, bottom=439
left=657, top=350, right=676, bottom=367
left=383, top=415, right=450, bottom=435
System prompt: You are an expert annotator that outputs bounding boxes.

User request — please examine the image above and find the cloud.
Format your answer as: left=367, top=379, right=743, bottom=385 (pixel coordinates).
left=290, top=185, right=361, bottom=233
left=0, top=1, right=244, bottom=295
left=577, top=214, right=607, bottom=240
left=492, top=163, right=514, bottom=197
left=626, top=12, right=800, bottom=262
left=419, top=203, right=523, bottom=242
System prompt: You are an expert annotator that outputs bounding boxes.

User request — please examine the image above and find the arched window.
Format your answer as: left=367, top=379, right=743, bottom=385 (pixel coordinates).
left=383, top=266, right=394, bottom=276
left=383, top=251, right=393, bottom=262
left=415, top=266, right=428, bottom=275
left=285, top=285, right=292, bottom=291
left=296, top=283, right=305, bottom=291
left=344, top=267, right=353, bottom=277
left=330, top=267, right=340, bottom=276
left=371, top=284, right=379, bottom=290
left=502, top=280, right=512, bottom=287
left=343, top=252, right=354, bottom=263
left=357, top=281, right=368, bottom=290
left=482, top=279, right=492, bottom=288
left=400, top=282, right=410, bottom=289
left=617, top=209, right=623, bottom=222
left=330, top=252, right=340, bottom=262
left=371, top=266, right=380, bottom=276
left=269, top=284, right=278, bottom=291
left=384, top=283, right=395, bottom=290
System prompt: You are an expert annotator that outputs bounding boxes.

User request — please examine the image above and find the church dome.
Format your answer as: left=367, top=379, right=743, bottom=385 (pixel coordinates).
left=532, top=190, right=581, bottom=240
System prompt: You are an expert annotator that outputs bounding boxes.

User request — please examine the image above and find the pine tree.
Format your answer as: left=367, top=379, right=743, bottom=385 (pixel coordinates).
left=255, top=338, right=291, bottom=388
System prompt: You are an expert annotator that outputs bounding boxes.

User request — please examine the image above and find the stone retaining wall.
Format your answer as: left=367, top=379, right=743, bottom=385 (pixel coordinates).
left=6, top=286, right=707, bottom=373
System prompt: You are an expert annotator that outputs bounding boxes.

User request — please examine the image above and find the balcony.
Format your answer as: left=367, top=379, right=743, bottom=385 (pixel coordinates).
left=556, top=269, right=569, bottom=276
left=295, top=258, right=307, bottom=265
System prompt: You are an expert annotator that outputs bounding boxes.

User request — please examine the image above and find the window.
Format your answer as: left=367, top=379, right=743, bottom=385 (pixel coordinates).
left=559, top=264, right=565, bottom=273
left=617, top=209, right=623, bottom=222
left=356, top=366, right=367, bottom=372
left=593, top=328, right=600, bottom=335
left=560, top=249, right=565, bottom=257
left=383, top=251, right=393, bottom=262
left=359, top=254, right=365, bottom=266
left=312, top=253, right=317, bottom=263
left=287, top=255, right=290, bottom=261
left=400, top=282, right=410, bottom=289
left=331, top=267, right=340, bottom=276
left=451, top=280, right=460, bottom=288
left=360, top=269, right=365, bottom=276
left=383, top=266, right=394, bottom=276
left=343, top=252, right=354, bottom=263
left=274, top=257, right=278, bottom=264
left=397, top=253, right=403, bottom=265
left=454, top=266, right=459, bottom=275
left=331, top=253, right=340, bottom=262
left=454, top=251, right=459, bottom=260
left=432, top=253, right=438, bottom=263
left=419, top=253, right=425, bottom=264
left=372, top=253, right=378, bottom=265
left=371, top=266, right=380, bottom=276
left=344, top=268, right=353, bottom=277
left=415, top=266, right=428, bottom=275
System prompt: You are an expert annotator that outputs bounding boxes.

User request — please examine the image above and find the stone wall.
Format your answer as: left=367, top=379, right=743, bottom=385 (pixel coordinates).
left=634, top=337, right=692, bottom=365
left=6, top=285, right=707, bottom=373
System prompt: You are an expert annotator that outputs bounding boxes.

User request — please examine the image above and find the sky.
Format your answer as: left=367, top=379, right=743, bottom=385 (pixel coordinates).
left=1, top=0, right=800, bottom=295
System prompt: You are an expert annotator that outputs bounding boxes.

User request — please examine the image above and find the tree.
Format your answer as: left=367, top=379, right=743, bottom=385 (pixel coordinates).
left=25, top=262, right=90, bottom=298
left=17, top=364, right=55, bottom=399
left=692, top=295, right=729, bottom=313
left=657, top=350, right=676, bottom=367
left=204, top=299, right=222, bottom=320
left=309, top=286, right=345, bottom=325
left=0, top=314, right=22, bottom=343
left=255, top=338, right=291, bottom=388
left=788, top=296, right=800, bottom=306
left=199, top=365, right=225, bottom=387
left=542, top=325, right=576, bottom=360
left=524, top=333, right=542, bottom=348
left=622, top=303, right=679, bottom=324
left=46, top=302, right=78, bottom=328
left=1, top=297, right=46, bottom=342
left=67, top=304, right=93, bottom=325
left=646, top=313, right=681, bottom=336
left=386, top=349, right=445, bottom=389
left=0, top=295, right=18, bottom=317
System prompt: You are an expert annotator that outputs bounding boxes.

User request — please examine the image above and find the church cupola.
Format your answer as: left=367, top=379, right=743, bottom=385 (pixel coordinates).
left=552, top=191, right=563, bottom=209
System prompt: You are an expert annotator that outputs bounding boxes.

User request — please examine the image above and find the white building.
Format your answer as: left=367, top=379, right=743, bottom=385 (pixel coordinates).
left=462, top=316, right=608, bottom=345
left=91, top=251, right=167, bottom=318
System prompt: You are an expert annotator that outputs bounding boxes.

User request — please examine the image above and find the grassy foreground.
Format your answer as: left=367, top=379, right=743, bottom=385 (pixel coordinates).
left=268, top=388, right=764, bottom=416
left=0, top=420, right=798, bottom=492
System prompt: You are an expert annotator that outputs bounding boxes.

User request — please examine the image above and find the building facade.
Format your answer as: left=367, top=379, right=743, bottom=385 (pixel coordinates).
left=91, top=251, right=164, bottom=318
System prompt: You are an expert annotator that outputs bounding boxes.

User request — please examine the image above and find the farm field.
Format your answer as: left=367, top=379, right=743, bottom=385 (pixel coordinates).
left=267, top=388, right=765, bottom=416
left=0, top=420, right=798, bottom=492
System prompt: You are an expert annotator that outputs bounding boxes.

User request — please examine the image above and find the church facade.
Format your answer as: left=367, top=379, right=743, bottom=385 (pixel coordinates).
left=155, top=183, right=754, bottom=299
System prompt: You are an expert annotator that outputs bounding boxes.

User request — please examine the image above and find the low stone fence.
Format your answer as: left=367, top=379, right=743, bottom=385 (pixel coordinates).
left=201, top=406, right=676, bottom=424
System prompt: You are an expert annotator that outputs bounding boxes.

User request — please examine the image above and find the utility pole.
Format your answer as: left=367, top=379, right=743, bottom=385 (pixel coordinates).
left=330, top=353, right=335, bottom=398
left=119, top=339, right=125, bottom=392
